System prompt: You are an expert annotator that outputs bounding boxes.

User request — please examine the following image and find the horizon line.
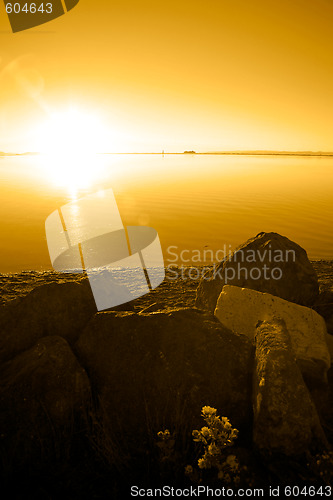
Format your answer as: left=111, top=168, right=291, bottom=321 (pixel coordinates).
left=1, top=150, right=333, bottom=156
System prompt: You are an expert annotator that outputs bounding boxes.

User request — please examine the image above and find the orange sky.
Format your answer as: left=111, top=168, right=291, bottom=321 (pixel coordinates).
left=1, top=0, right=333, bottom=152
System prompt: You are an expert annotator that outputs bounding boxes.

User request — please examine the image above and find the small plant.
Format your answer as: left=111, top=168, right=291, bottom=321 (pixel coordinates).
left=185, top=406, right=240, bottom=484
left=156, top=428, right=186, bottom=481
left=156, top=429, right=176, bottom=463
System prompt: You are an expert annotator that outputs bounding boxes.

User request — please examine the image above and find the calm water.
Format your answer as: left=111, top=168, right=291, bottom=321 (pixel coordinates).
left=0, top=153, right=332, bottom=272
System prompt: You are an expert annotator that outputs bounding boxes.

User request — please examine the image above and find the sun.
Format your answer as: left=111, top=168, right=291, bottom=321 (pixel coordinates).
left=37, top=108, right=107, bottom=156
left=34, top=107, right=110, bottom=195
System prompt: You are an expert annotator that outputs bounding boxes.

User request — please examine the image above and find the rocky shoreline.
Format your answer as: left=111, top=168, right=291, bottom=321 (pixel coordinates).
left=0, top=232, right=333, bottom=498
left=0, top=258, right=332, bottom=307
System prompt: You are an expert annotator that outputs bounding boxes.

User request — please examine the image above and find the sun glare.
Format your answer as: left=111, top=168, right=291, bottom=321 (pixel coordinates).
left=37, top=108, right=106, bottom=156
left=35, top=108, right=110, bottom=195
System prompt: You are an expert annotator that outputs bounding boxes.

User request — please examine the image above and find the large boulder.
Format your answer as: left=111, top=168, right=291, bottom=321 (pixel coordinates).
left=0, top=336, right=91, bottom=469
left=214, top=285, right=330, bottom=383
left=326, top=334, right=333, bottom=363
left=313, top=290, right=333, bottom=335
left=75, top=308, right=253, bottom=462
left=0, top=279, right=97, bottom=363
left=196, top=232, right=319, bottom=312
left=253, top=319, right=328, bottom=457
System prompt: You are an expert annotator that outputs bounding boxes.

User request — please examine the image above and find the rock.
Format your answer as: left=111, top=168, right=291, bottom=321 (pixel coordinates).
left=75, top=308, right=253, bottom=462
left=313, top=290, right=333, bottom=334
left=139, top=302, right=165, bottom=314
left=214, top=285, right=330, bottom=383
left=326, top=334, right=333, bottom=364
left=327, top=316, right=333, bottom=336
left=196, top=232, right=319, bottom=312
left=0, top=279, right=96, bottom=363
left=0, top=336, right=91, bottom=468
left=253, top=319, right=328, bottom=457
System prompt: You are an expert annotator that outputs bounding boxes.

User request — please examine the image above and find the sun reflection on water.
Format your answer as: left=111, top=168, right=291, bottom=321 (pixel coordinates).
left=36, top=152, right=111, bottom=198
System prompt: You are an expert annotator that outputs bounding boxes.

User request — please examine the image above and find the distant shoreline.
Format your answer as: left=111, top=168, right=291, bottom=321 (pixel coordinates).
left=192, top=151, right=333, bottom=157
left=0, top=152, right=38, bottom=157
left=1, top=151, right=333, bottom=157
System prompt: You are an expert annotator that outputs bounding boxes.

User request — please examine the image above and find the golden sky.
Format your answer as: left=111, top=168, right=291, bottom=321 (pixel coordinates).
left=1, top=0, right=333, bottom=152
